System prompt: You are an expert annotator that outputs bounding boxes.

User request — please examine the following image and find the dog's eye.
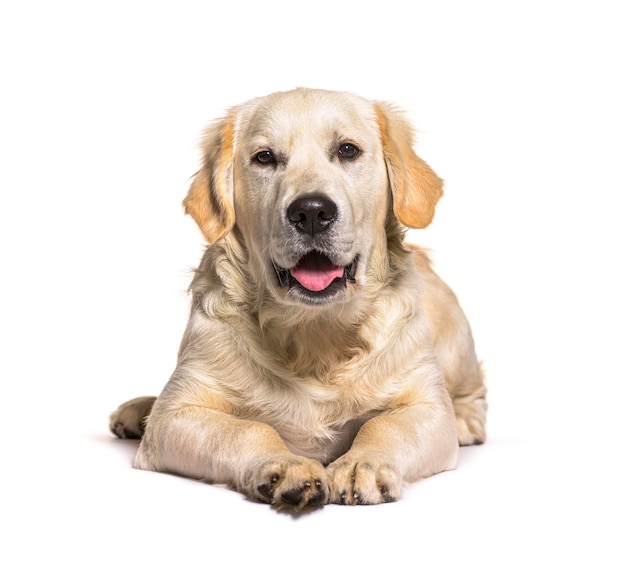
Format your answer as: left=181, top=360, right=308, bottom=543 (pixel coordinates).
left=338, top=143, right=360, bottom=161
left=254, top=150, right=276, bottom=165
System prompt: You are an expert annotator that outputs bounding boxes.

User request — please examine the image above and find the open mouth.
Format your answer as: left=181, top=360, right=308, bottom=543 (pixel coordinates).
left=273, top=251, right=358, bottom=302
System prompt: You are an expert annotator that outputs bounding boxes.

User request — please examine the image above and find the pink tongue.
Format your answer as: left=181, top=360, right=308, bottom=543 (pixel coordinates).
left=291, top=253, right=344, bottom=292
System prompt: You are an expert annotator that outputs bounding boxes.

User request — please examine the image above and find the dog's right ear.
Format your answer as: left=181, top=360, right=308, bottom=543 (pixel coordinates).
left=183, top=115, right=236, bottom=243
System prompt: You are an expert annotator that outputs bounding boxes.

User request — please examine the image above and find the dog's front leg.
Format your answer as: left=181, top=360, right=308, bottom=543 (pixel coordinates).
left=326, top=402, right=458, bottom=504
left=134, top=407, right=329, bottom=510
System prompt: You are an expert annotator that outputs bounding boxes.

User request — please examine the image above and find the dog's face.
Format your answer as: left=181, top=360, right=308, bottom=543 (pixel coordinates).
left=233, top=90, right=390, bottom=306
left=183, top=88, right=443, bottom=307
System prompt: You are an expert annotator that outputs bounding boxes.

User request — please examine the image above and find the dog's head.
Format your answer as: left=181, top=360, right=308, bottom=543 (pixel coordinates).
left=184, top=88, right=442, bottom=307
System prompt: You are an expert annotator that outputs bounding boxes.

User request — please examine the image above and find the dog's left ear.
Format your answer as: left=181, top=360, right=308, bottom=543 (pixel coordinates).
left=183, top=114, right=236, bottom=243
left=375, top=103, right=443, bottom=229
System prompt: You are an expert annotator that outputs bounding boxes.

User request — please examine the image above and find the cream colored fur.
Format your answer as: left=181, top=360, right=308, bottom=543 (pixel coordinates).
left=110, top=88, right=487, bottom=510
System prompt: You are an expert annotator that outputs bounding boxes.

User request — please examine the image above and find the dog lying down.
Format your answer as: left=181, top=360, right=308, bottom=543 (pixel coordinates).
left=110, top=88, right=487, bottom=510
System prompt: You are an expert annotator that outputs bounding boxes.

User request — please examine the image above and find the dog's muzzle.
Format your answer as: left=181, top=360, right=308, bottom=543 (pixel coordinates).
left=272, top=194, right=357, bottom=304
left=273, top=251, right=358, bottom=304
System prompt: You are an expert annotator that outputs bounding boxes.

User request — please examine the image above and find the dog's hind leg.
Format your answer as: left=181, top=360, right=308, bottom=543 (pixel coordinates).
left=109, top=396, right=156, bottom=439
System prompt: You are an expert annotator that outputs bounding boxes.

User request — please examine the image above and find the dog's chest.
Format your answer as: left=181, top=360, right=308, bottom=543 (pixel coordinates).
left=241, top=360, right=389, bottom=461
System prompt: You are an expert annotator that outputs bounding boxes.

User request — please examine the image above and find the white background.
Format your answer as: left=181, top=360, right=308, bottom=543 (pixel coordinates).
left=1, top=1, right=624, bottom=560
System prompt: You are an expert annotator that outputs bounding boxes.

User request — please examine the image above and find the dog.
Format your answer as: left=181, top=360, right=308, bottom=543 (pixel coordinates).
left=110, top=88, right=487, bottom=510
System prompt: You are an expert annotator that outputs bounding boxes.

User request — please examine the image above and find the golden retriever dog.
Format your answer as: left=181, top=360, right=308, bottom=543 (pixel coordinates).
left=110, top=88, right=487, bottom=510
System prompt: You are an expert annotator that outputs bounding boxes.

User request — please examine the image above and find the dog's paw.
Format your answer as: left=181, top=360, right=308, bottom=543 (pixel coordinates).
left=326, top=453, right=402, bottom=505
left=245, top=455, right=330, bottom=511
left=109, top=396, right=156, bottom=439
left=455, top=402, right=487, bottom=446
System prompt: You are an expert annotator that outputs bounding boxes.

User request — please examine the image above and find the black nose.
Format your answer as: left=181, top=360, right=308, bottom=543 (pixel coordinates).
left=287, top=194, right=337, bottom=237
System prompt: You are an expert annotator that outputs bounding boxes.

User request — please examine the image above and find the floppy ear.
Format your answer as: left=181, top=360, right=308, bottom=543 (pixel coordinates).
left=183, top=114, right=236, bottom=243
left=375, top=103, right=443, bottom=229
